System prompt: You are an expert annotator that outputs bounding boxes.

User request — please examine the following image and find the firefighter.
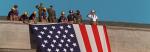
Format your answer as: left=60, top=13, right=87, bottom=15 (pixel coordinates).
left=20, top=12, right=29, bottom=23
left=58, top=11, right=68, bottom=23
left=40, top=8, right=47, bottom=23
left=29, top=11, right=37, bottom=24
left=74, top=10, right=82, bottom=24
left=47, top=5, right=56, bottom=23
left=7, top=8, right=15, bottom=21
left=36, top=3, right=44, bottom=22
left=67, top=10, right=75, bottom=24
left=87, top=10, right=98, bottom=24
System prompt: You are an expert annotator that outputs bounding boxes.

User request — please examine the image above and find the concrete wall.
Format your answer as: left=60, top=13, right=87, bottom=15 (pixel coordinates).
left=0, top=21, right=150, bottom=52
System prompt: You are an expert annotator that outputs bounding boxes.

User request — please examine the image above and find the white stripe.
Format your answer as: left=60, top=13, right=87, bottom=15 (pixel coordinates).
left=73, top=24, right=86, bottom=52
left=85, top=25, right=98, bottom=52
left=97, top=25, right=108, bottom=52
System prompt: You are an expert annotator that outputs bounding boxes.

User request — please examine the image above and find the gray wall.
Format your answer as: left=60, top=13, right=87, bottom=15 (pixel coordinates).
left=0, top=21, right=150, bottom=52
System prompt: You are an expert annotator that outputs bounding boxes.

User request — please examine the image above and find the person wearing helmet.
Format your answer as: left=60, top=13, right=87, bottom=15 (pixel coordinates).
left=40, top=8, right=47, bottom=22
left=47, top=5, right=56, bottom=23
left=67, top=10, right=75, bottom=24
left=20, top=12, right=29, bottom=23
left=7, top=8, right=15, bottom=21
left=58, top=11, right=68, bottom=23
left=87, top=10, right=98, bottom=24
left=29, top=11, right=37, bottom=24
left=74, top=10, right=82, bottom=24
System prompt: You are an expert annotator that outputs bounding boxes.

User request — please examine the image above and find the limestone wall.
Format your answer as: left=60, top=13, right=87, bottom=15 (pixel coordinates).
left=0, top=21, right=150, bottom=52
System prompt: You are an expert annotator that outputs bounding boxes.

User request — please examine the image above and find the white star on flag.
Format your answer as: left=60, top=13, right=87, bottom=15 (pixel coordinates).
left=60, top=26, right=64, bottom=29
left=67, top=25, right=71, bottom=28
left=43, top=27, right=47, bottom=30
left=49, top=31, right=53, bottom=34
left=51, top=26, right=56, bottom=30
left=40, top=31, right=45, bottom=35
left=34, top=27, right=38, bottom=30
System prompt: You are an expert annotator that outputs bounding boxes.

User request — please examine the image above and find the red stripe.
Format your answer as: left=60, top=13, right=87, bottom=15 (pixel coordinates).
left=91, top=24, right=103, bottom=52
left=79, top=24, right=92, bottom=52
left=103, top=24, right=111, bottom=52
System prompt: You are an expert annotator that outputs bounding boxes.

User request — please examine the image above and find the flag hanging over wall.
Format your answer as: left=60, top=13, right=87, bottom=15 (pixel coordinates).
left=29, top=24, right=111, bottom=52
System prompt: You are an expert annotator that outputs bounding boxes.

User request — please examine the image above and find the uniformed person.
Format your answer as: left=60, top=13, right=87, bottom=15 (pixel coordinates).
left=7, top=8, right=15, bottom=21
left=36, top=3, right=44, bottom=22
left=40, top=8, right=47, bottom=22
left=29, top=11, right=37, bottom=24
left=87, top=10, right=98, bottom=24
left=67, top=10, right=75, bottom=24
left=13, top=5, right=19, bottom=21
left=58, top=11, right=68, bottom=23
left=20, top=12, right=29, bottom=23
left=74, top=10, right=82, bottom=24
left=47, top=5, right=56, bottom=23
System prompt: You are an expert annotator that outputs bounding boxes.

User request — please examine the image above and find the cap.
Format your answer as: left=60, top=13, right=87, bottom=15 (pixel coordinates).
left=91, top=10, right=95, bottom=13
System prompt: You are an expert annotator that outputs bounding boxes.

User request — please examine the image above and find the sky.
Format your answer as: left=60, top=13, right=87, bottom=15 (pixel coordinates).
left=0, top=0, right=150, bottom=24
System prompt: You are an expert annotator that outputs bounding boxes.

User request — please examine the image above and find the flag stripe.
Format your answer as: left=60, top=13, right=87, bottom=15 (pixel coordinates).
left=79, top=24, right=92, bottom=52
left=91, top=24, right=103, bottom=52
left=85, top=25, right=98, bottom=52
left=103, top=25, right=111, bottom=52
left=73, top=24, right=87, bottom=52
left=97, top=25, right=108, bottom=52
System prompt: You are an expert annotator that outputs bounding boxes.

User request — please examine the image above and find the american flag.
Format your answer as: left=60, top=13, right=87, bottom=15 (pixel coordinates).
left=30, top=24, right=111, bottom=52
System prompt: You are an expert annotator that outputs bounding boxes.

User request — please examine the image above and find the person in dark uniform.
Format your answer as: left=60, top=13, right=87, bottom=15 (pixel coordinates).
left=13, top=5, right=19, bottom=21
left=20, top=12, right=29, bottom=23
left=40, top=8, right=47, bottom=22
left=7, top=8, right=15, bottom=21
left=58, top=11, right=68, bottom=23
left=47, top=5, right=56, bottom=23
left=36, top=3, right=44, bottom=22
left=67, top=10, right=75, bottom=24
left=74, top=10, right=82, bottom=24
left=29, top=11, right=37, bottom=24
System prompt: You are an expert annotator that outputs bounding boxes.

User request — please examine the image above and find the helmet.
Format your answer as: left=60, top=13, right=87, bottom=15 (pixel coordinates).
left=11, top=8, right=15, bottom=10
left=69, top=10, right=73, bottom=13
left=61, top=11, right=65, bottom=15
left=43, top=8, right=47, bottom=10
left=33, top=11, right=37, bottom=14
left=24, top=12, right=27, bottom=15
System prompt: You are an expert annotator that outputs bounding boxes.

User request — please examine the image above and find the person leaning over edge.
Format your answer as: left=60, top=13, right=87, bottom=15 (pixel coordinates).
left=67, top=10, right=76, bottom=24
left=58, top=11, right=68, bottom=23
left=87, top=10, right=98, bottom=25
left=20, top=12, right=29, bottom=24
left=29, top=11, right=37, bottom=24
left=74, top=10, right=82, bottom=24
left=7, top=8, right=15, bottom=21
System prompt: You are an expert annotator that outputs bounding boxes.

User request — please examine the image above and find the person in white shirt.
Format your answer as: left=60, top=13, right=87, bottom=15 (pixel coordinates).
left=87, top=10, right=98, bottom=24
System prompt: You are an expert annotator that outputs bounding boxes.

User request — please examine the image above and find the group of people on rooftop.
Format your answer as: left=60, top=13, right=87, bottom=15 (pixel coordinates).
left=7, top=3, right=98, bottom=24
